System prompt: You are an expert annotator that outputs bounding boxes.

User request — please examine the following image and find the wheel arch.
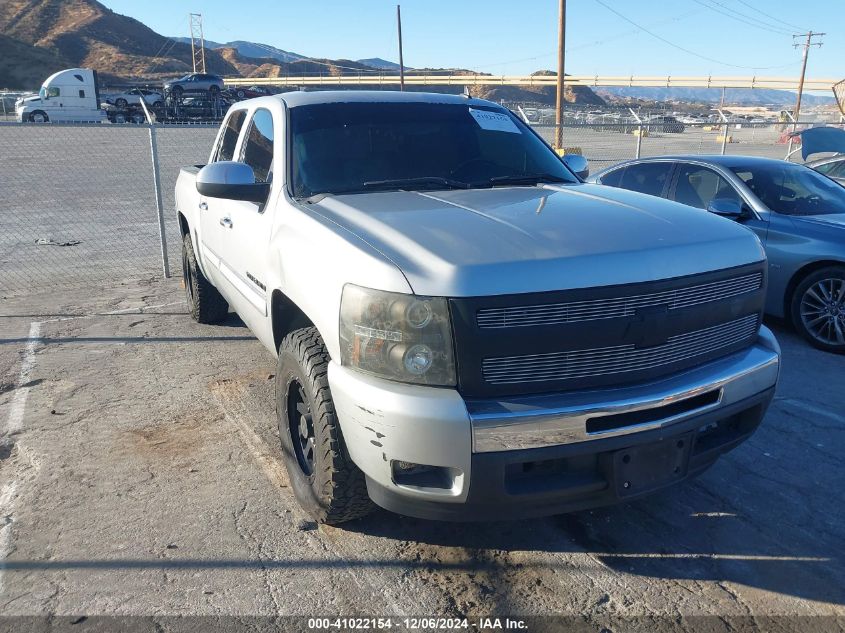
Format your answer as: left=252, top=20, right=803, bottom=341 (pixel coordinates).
left=784, top=259, right=845, bottom=323
left=271, top=289, right=315, bottom=353
left=177, top=211, right=190, bottom=238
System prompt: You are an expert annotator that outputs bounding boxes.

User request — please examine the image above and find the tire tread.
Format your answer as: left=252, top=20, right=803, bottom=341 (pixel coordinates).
left=279, top=327, right=373, bottom=524
left=182, top=234, right=228, bottom=324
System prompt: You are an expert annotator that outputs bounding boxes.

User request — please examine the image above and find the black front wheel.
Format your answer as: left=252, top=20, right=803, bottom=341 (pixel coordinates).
left=276, top=327, right=373, bottom=524
left=791, top=266, right=845, bottom=353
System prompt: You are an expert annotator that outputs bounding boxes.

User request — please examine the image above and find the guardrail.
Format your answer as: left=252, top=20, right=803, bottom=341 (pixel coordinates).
left=225, top=74, right=837, bottom=91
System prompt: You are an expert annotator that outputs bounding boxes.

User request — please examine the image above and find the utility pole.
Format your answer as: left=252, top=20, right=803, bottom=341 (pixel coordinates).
left=189, top=13, right=206, bottom=74
left=791, top=31, right=824, bottom=125
left=554, top=0, right=566, bottom=151
left=397, top=5, right=405, bottom=91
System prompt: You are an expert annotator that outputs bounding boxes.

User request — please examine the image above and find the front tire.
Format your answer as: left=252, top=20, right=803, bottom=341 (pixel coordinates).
left=115, top=98, right=128, bottom=109
left=276, top=327, right=373, bottom=524
left=790, top=266, right=845, bottom=353
left=29, top=110, right=48, bottom=123
left=181, top=233, right=228, bottom=324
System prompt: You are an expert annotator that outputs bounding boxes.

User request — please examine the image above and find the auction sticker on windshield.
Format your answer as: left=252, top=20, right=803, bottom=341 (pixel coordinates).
left=468, top=108, right=520, bottom=134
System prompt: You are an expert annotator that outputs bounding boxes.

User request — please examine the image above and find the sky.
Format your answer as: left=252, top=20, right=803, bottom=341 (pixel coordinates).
left=101, top=0, right=843, bottom=80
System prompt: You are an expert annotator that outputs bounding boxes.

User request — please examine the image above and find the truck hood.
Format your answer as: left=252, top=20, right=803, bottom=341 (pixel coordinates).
left=310, top=184, right=766, bottom=297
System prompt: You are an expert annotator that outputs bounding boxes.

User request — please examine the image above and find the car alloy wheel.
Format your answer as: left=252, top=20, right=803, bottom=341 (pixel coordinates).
left=799, top=277, right=845, bottom=346
left=287, top=379, right=315, bottom=476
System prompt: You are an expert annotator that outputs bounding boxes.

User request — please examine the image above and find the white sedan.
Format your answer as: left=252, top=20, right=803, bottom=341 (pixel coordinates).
left=103, top=88, right=163, bottom=109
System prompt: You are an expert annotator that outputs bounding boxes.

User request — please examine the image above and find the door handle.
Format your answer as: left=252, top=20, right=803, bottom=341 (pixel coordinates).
left=219, top=217, right=233, bottom=229
left=199, top=201, right=208, bottom=211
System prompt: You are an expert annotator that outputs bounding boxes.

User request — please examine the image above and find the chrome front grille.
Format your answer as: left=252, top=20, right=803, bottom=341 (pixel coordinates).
left=476, top=272, right=763, bottom=329
left=482, top=314, right=759, bottom=385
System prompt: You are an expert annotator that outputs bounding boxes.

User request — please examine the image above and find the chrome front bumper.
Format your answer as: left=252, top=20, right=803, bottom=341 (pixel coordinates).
left=467, top=326, right=781, bottom=453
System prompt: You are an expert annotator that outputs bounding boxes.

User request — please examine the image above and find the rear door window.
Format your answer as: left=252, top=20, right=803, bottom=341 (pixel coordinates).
left=813, top=162, right=838, bottom=175
left=214, top=110, right=247, bottom=162
left=672, top=164, right=742, bottom=210
left=828, top=161, right=845, bottom=178
left=619, top=162, right=672, bottom=197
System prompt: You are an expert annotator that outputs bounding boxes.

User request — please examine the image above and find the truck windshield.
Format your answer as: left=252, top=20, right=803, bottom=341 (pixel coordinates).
left=289, top=102, right=578, bottom=198
left=730, top=162, right=845, bottom=216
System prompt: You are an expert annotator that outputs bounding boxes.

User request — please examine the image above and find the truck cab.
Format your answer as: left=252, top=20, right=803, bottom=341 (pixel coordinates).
left=175, top=91, right=781, bottom=524
left=16, top=68, right=107, bottom=123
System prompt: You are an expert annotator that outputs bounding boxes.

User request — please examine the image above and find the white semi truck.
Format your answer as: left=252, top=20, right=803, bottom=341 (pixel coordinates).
left=15, top=68, right=108, bottom=123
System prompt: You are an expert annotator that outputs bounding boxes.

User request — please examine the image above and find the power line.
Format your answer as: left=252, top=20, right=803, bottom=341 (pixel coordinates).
left=593, top=0, right=800, bottom=71
left=473, top=9, right=701, bottom=71
left=690, top=0, right=793, bottom=35
left=734, top=0, right=809, bottom=33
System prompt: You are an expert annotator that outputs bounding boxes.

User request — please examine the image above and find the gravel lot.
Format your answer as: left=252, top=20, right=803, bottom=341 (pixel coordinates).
left=1, top=277, right=843, bottom=632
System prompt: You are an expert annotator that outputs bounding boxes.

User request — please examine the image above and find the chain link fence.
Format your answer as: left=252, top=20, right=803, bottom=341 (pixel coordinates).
left=0, top=117, right=822, bottom=296
left=0, top=122, right=216, bottom=296
left=532, top=121, right=796, bottom=172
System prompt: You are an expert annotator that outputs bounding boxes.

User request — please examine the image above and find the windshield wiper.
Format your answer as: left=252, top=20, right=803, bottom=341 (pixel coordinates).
left=362, top=176, right=471, bottom=191
left=486, top=173, right=571, bottom=186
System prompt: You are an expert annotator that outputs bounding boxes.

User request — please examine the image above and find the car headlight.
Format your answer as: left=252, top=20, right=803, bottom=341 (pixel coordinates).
left=340, top=284, right=456, bottom=386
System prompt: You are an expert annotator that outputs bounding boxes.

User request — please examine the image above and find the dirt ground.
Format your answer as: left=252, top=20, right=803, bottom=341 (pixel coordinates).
left=1, top=277, right=843, bottom=633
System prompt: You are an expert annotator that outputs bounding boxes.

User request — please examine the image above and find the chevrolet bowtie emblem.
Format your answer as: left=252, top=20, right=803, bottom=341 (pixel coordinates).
left=627, top=305, right=671, bottom=349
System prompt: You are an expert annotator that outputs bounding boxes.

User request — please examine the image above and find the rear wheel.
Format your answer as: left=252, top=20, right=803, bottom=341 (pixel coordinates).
left=115, top=98, right=128, bottom=109
left=790, top=266, right=845, bottom=353
left=181, top=233, right=228, bottom=324
left=276, top=327, right=373, bottom=524
left=29, top=110, right=48, bottom=123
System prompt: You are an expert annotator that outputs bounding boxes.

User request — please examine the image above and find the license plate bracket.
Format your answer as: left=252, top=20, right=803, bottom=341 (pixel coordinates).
left=613, top=433, right=692, bottom=497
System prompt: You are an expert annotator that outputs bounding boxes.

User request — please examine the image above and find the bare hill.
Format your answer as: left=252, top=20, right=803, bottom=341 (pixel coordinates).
left=0, top=0, right=604, bottom=106
left=0, top=0, right=239, bottom=86
left=0, top=32, right=70, bottom=88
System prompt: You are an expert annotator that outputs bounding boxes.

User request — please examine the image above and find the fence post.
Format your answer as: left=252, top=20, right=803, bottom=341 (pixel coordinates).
left=629, top=108, right=643, bottom=159
left=783, top=111, right=796, bottom=159
left=717, top=108, right=729, bottom=156
left=147, top=124, right=171, bottom=278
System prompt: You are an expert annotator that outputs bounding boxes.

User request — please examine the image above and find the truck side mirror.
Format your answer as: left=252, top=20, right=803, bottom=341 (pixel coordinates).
left=706, top=198, right=744, bottom=220
left=562, top=154, right=589, bottom=180
left=196, top=161, right=270, bottom=203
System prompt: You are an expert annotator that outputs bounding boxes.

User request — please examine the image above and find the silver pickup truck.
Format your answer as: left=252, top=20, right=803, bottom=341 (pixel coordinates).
left=174, top=91, right=780, bottom=523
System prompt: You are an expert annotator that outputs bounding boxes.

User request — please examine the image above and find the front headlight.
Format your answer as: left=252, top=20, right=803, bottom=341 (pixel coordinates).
left=340, top=284, right=456, bottom=386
